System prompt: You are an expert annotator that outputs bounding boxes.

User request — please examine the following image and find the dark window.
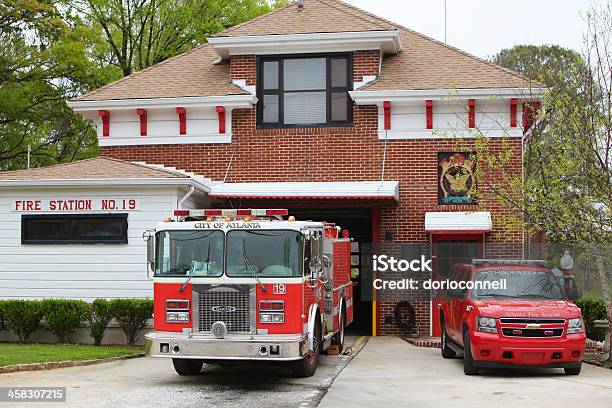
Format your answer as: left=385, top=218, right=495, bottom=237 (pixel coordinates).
left=257, top=54, right=353, bottom=128
left=22, top=214, right=128, bottom=244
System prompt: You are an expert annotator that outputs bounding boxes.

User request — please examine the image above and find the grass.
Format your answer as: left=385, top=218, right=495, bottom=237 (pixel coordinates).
left=0, top=343, right=143, bottom=367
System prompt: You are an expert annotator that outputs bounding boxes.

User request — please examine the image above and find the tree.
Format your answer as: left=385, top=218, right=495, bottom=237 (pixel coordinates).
left=0, top=0, right=102, bottom=171
left=72, top=0, right=288, bottom=77
left=483, top=5, right=612, bottom=359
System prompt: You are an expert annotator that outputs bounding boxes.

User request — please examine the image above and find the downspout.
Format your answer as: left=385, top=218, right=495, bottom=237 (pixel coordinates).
left=178, top=185, right=196, bottom=209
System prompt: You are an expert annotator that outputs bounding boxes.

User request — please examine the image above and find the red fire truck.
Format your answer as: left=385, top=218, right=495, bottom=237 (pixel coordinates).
left=143, top=209, right=353, bottom=377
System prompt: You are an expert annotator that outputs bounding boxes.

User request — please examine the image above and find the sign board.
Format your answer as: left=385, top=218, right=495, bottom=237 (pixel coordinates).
left=12, top=198, right=140, bottom=212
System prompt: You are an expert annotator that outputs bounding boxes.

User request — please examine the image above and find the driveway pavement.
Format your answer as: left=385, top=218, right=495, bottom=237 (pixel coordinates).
left=319, top=337, right=612, bottom=408
left=0, top=336, right=364, bottom=408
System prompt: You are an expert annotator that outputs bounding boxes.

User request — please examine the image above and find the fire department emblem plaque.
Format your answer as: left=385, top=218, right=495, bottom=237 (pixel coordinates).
left=438, top=152, right=476, bottom=205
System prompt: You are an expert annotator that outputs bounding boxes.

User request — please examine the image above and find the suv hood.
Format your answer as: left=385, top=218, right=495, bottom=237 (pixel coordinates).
left=474, top=298, right=582, bottom=319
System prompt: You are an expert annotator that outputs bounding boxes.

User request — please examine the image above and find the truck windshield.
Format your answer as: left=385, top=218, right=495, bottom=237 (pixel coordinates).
left=155, top=230, right=224, bottom=277
left=226, top=230, right=303, bottom=277
left=473, top=270, right=566, bottom=300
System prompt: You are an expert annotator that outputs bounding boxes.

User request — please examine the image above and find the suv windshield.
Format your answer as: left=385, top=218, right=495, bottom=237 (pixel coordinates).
left=155, top=230, right=224, bottom=277
left=226, top=230, right=303, bottom=277
left=473, top=269, right=566, bottom=300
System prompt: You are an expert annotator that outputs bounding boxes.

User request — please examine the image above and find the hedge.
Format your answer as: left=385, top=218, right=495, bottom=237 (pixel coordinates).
left=110, top=299, right=154, bottom=346
left=575, top=295, right=608, bottom=341
left=89, top=299, right=114, bottom=346
left=41, top=299, right=91, bottom=343
left=0, top=298, right=153, bottom=345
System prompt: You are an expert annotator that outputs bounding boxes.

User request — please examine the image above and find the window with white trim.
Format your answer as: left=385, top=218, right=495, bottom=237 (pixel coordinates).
left=257, top=54, right=353, bottom=128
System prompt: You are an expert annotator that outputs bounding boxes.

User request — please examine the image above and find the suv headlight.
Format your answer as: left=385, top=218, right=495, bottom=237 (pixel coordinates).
left=476, top=316, right=497, bottom=333
left=567, top=318, right=584, bottom=334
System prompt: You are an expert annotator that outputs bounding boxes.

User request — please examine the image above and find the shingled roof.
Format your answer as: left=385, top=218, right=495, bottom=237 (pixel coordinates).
left=0, top=157, right=189, bottom=180
left=73, top=0, right=533, bottom=102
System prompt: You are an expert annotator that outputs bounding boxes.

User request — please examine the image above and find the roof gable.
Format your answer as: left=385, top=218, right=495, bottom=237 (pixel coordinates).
left=73, top=0, right=534, bottom=102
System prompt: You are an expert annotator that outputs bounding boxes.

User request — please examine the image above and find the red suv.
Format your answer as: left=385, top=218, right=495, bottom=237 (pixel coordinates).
left=438, top=260, right=586, bottom=375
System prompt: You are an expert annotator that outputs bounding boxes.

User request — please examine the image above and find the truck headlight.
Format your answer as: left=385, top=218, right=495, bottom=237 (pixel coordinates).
left=166, top=312, right=190, bottom=323
left=260, top=312, right=284, bottom=324
left=476, top=316, right=497, bottom=333
left=567, top=318, right=584, bottom=334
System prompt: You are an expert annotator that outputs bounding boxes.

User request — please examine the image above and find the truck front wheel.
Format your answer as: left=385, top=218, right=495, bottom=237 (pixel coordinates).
left=462, top=331, right=479, bottom=375
left=292, top=320, right=321, bottom=377
left=564, top=363, right=582, bottom=375
left=172, top=358, right=203, bottom=375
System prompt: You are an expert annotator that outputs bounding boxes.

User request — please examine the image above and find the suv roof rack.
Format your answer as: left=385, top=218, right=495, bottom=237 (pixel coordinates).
left=472, top=259, right=547, bottom=266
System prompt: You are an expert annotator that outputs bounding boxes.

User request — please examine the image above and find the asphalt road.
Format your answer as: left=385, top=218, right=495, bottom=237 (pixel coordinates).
left=320, top=337, right=612, bottom=408
left=0, top=336, right=364, bottom=408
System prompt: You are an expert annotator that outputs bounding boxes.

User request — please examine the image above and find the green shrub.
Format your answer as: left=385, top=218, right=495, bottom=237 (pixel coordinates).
left=2, top=300, right=43, bottom=342
left=110, top=299, right=153, bottom=346
left=41, top=299, right=91, bottom=343
left=0, top=300, right=6, bottom=332
left=575, top=295, right=607, bottom=341
left=88, top=299, right=114, bottom=346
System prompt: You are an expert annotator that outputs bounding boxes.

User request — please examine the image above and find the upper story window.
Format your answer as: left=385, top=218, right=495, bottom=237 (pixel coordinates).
left=257, top=54, right=353, bottom=128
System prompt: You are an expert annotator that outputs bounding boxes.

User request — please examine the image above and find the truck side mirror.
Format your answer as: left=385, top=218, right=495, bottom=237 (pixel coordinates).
left=143, top=230, right=155, bottom=279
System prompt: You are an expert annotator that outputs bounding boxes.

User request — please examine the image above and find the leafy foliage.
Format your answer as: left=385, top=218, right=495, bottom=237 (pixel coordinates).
left=2, top=300, right=43, bottom=343
left=88, top=299, right=114, bottom=346
left=575, top=294, right=608, bottom=341
left=110, top=299, right=153, bottom=346
left=41, top=299, right=91, bottom=343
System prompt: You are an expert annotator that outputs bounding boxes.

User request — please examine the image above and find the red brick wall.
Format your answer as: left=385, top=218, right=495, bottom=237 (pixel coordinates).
left=230, top=55, right=256, bottom=85
left=100, top=50, right=523, bottom=336
left=353, top=50, right=380, bottom=82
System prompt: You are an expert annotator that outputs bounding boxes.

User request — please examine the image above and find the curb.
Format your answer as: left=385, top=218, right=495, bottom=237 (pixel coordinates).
left=0, top=353, right=145, bottom=374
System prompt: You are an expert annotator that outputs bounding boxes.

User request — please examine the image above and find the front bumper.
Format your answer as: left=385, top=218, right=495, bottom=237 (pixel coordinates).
left=470, top=332, right=586, bottom=368
left=145, top=331, right=307, bottom=361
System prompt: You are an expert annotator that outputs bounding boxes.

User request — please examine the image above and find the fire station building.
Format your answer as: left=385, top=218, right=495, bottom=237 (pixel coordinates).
left=0, top=0, right=543, bottom=337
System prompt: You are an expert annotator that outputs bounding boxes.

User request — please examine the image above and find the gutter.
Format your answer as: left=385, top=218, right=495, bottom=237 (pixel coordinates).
left=178, top=185, right=196, bottom=209
left=67, top=95, right=257, bottom=111
left=0, top=178, right=211, bottom=193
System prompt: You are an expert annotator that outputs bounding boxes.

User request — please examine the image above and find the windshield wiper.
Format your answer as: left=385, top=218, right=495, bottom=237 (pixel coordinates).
left=243, top=240, right=267, bottom=293
left=179, top=242, right=210, bottom=292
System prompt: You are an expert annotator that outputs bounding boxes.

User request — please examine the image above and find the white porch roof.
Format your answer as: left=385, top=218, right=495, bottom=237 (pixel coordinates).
left=424, top=211, right=492, bottom=233
left=208, top=181, right=399, bottom=201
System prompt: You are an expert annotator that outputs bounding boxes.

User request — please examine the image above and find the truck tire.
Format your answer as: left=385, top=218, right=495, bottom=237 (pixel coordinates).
left=564, top=363, right=582, bottom=375
left=332, top=305, right=346, bottom=353
left=462, top=331, right=479, bottom=375
left=292, top=320, right=321, bottom=377
left=172, top=358, right=203, bottom=375
left=440, top=321, right=456, bottom=359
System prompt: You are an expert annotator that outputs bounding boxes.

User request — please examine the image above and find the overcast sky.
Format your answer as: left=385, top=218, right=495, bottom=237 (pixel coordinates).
left=344, top=0, right=592, bottom=59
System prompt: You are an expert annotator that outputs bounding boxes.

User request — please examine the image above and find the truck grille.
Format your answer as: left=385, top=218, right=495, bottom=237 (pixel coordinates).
left=499, top=318, right=565, bottom=338
left=194, top=285, right=252, bottom=333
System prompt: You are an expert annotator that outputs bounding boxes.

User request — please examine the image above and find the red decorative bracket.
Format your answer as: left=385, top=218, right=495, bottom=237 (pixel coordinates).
left=510, top=98, right=518, bottom=128
left=216, top=106, right=226, bottom=134
left=426, top=100, right=433, bottom=129
left=468, top=99, right=475, bottom=128
left=383, top=101, right=391, bottom=130
left=136, top=109, right=147, bottom=136
left=98, top=110, right=110, bottom=137
left=522, top=101, right=541, bottom=132
left=176, top=107, right=186, bottom=135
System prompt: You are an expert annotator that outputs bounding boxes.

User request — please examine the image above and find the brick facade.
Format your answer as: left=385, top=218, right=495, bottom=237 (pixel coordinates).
left=100, top=50, right=524, bottom=336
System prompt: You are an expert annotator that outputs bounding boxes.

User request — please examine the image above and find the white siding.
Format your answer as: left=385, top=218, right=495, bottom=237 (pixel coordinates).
left=0, top=185, right=199, bottom=300
left=377, top=99, right=524, bottom=139
left=87, top=107, right=233, bottom=146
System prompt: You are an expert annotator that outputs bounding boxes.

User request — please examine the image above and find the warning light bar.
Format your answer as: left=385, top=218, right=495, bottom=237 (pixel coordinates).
left=173, top=209, right=289, bottom=219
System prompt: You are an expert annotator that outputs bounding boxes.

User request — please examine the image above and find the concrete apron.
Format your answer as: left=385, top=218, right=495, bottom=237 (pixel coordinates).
left=319, top=336, right=612, bottom=408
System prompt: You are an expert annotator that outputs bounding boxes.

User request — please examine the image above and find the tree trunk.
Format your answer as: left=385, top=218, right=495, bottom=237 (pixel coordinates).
left=594, top=247, right=612, bottom=361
